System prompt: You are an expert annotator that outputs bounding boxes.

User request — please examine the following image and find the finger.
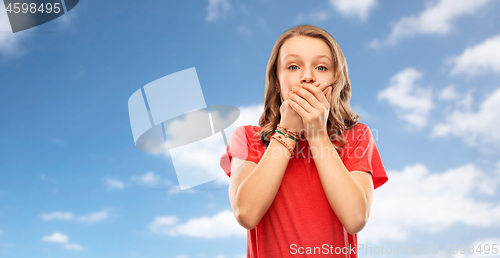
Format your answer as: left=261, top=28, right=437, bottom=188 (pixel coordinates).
left=298, top=83, right=329, bottom=108
left=306, top=82, right=331, bottom=98
left=316, top=82, right=330, bottom=93
left=322, top=83, right=333, bottom=104
left=289, top=90, right=314, bottom=113
left=326, top=87, right=332, bottom=103
left=300, top=82, right=328, bottom=92
left=288, top=98, right=307, bottom=118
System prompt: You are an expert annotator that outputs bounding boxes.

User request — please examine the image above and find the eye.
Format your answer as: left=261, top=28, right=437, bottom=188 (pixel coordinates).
left=288, top=65, right=299, bottom=71
left=317, top=66, right=328, bottom=71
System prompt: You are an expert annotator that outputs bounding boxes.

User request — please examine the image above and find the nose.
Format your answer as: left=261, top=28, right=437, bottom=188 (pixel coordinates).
left=300, top=66, right=315, bottom=84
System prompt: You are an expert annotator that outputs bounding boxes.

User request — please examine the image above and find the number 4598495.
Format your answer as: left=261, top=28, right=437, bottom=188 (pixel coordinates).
left=5, top=2, right=61, bottom=14
left=443, top=244, right=498, bottom=254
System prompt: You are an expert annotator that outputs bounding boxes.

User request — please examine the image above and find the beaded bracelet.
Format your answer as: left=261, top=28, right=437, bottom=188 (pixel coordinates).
left=265, top=124, right=305, bottom=159
left=277, top=123, right=299, bottom=139
left=276, top=123, right=305, bottom=158
left=271, top=133, right=295, bottom=156
left=277, top=123, right=307, bottom=140
left=275, top=129, right=297, bottom=141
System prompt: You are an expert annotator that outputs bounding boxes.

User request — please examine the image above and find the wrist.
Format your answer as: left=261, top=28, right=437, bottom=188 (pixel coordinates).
left=271, top=133, right=297, bottom=158
left=307, top=131, right=330, bottom=145
left=279, top=121, right=302, bottom=133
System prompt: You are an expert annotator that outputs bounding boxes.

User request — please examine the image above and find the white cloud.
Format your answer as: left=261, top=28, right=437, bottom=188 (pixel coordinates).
left=438, top=84, right=459, bottom=100
left=41, top=232, right=85, bottom=251
left=449, top=34, right=500, bottom=76
left=206, top=0, right=230, bottom=22
left=329, top=0, right=376, bottom=21
left=76, top=209, right=109, bottom=223
left=150, top=216, right=178, bottom=227
left=64, top=243, right=84, bottom=251
left=436, top=84, right=476, bottom=123
left=358, top=163, right=500, bottom=244
left=441, top=88, right=475, bottom=112
left=40, top=209, right=109, bottom=223
left=42, top=232, right=69, bottom=243
left=378, top=68, right=433, bottom=127
left=432, top=87, right=500, bottom=146
left=439, top=84, right=459, bottom=100
left=369, top=0, right=491, bottom=47
left=41, top=211, right=74, bottom=221
left=456, top=90, right=474, bottom=111
left=148, top=210, right=246, bottom=238
left=104, top=177, right=125, bottom=190
left=130, top=171, right=161, bottom=186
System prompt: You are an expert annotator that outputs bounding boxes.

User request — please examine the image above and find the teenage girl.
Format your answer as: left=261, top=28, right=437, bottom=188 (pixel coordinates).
left=220, top=24, right=388, bottom=258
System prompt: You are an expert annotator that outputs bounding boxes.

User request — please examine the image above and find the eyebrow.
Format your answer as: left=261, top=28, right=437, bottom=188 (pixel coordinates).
left=283, top=54, right=332, bottom=63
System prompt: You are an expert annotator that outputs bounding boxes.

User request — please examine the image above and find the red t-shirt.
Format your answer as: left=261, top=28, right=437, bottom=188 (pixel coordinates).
left=219, top=122, right=388, bottom=257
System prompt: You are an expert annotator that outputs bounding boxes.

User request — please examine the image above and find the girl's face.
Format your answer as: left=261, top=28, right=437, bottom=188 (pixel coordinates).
left=276, top=36, right=335, bottom=102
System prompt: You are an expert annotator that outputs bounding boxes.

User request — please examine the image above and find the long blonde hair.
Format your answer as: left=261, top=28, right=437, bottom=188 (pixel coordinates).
left=255, top=24, right=360, bottom=154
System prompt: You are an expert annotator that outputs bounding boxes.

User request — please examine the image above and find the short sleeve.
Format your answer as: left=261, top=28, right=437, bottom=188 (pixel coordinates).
left=342, top=124, right=388, bottom=189
left=219, top=125, right=260, bottom=178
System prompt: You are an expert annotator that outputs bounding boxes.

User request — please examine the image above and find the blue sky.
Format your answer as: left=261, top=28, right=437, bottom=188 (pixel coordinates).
left=1, top=0, right=500, bottom=257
